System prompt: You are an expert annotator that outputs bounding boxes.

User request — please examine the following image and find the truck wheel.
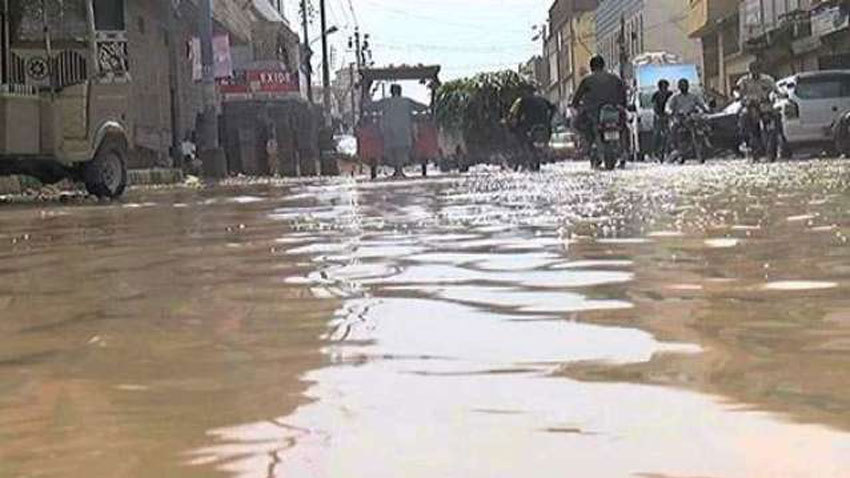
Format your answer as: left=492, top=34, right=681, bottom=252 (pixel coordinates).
left=84, top=136, right=127, bottom=199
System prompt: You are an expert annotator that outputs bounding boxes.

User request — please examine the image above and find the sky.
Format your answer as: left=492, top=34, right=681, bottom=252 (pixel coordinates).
left=281, top=0, right=551, bottom=102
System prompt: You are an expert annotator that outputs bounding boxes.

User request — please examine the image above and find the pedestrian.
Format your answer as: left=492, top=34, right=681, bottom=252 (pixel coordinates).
left=380, top=84, right=415, bottom=178
left=651, top=79, right=673, bottom=161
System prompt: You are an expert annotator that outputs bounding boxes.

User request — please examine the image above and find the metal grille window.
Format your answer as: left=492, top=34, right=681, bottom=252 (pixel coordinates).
left=96, top=31, right=129, bottom=74
left=9, top=52, right=25, bottom=85
left=52, top=50, right=88, bottom=87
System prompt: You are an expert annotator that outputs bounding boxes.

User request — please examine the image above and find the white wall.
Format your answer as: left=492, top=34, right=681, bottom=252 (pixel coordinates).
left=643, top=0, right=702, bottom=67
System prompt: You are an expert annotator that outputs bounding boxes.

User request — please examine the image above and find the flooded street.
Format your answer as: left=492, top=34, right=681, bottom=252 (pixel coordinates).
left=3, top=161, right=850, bottom=478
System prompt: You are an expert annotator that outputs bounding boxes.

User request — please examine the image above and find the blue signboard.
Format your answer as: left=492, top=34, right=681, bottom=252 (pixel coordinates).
left=636, top=64, right=701, bottom=91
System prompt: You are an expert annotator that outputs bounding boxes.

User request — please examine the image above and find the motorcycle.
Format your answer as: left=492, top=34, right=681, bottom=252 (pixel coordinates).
left=671, top=112, right=712, bottom=164
left=503, top=122, right=548, bottom=172
left=741, top=99, right=781, bottom=163
left=591, top=104, right=626, bottom=170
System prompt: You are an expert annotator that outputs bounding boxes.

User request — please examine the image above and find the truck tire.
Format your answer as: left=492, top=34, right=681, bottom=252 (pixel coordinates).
left=84, top=136, right=128, bottom=199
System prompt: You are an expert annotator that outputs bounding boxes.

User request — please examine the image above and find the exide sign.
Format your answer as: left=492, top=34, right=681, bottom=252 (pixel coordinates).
left=218, top=70, right=299, bottom=94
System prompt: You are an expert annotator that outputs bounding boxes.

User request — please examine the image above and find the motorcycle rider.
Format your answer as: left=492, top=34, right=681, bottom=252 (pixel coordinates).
left=570, top=55, right=628, bottom=163
left=736, top=61, right=780, bottom=160
left=666, top=78, right=709, bottom=117
left=508, top=90, right=556, bottom=150
left=651, top=79, right=673, bottom=161
left=506, top=89, right=555, bottom=170
left=666, top=79, right=709, bottom=162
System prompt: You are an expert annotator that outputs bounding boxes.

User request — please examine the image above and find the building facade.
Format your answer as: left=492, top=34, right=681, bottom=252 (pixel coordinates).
left=519, top=55, right=548, bottom=89
left=688, top=0, right=752, bottom=96
left=545, top=0, right=598, bottom=111
left=596, top=0, right=701, bottom=80
left=689, top=0, right=850, bottom=98
left=5, top=0, right=311, bottom=172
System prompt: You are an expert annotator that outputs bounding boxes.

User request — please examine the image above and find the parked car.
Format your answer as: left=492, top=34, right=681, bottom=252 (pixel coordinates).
left=704, top=100, right=744, bottom=156
left=776, top=70, right=850, bottom=151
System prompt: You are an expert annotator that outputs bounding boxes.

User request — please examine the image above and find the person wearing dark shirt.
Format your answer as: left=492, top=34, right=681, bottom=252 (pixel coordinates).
left=509, top=93, right=556, bottom=144
left=651, top=79, right=673, bottom=160
left=570, top=56, right=627, bottom=146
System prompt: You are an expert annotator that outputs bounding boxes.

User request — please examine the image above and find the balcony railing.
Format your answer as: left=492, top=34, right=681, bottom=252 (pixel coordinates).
left=8, top=49, right=88, bottom=89
left=740, top=0, right=811, bottom=44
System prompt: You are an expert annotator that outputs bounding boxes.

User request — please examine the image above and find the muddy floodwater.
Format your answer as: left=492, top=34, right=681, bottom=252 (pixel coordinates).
left=3, top=161, right=850, bottom=478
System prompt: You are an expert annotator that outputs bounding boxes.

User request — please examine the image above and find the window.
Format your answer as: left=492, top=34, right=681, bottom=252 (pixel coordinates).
left=795, top=75, right=850, bottom=100
left=94, top=0, right=126, bottom=31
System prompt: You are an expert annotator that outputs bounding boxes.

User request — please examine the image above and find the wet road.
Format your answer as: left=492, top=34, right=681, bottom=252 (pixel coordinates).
left=3, top=161, right=850, bottom=478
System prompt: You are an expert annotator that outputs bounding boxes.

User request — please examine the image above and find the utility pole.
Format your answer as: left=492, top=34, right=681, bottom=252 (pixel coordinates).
left=300, top=0, right=313, bottom=103
left=354, top=28, right=363, bottom=69
left=320, top=0, right=332, bottom=126
left=350, top=28, right=362, bottom=126
left=199, top=0, right=226, bottom=177
left=2, top=0, right=10, bottom=84
left=85, top=0, right=98, bottom=77
left=618, top=15, right=627, bottom=80
left=568, top=19, right=577, bottom=96
left=164, top=0, right=182, bottom=167
left=349, top=62, right=356, bottom=131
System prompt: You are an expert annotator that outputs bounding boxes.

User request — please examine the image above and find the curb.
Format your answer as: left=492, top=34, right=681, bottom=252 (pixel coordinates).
left=127, top=168, right=185, bottom=186
left=0, top=168, right=185, bottom=195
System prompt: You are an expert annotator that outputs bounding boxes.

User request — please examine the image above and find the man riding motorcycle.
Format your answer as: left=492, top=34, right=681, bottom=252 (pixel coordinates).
left=507, top=90, right=556, bottom=170
left=666, top=79, right=709, bottom=117
left=666, top=78, right=710, bottom=162
left=736, top=61, right=780, bottom=161
left=570, top=55, right=628, bottom=167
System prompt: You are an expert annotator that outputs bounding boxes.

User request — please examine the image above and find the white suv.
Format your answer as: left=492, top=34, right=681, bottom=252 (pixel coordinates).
left=777, top=71, right=850, bottom=147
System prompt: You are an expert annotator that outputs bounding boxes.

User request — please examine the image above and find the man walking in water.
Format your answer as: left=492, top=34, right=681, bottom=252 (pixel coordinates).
left=381, top=84, right=415, bottom=178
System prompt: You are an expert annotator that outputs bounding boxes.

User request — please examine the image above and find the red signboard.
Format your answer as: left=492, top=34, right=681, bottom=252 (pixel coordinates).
left=218, top=70, right=300, bottom=95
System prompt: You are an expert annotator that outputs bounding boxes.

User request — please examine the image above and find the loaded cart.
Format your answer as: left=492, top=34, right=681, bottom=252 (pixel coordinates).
left=356, top=65, right=440, bottom=178
left=0, top=0, right=131, bottom=198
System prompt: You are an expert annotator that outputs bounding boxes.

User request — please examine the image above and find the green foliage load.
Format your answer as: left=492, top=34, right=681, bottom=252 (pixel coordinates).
left=435, top=70, right=535, bottom=155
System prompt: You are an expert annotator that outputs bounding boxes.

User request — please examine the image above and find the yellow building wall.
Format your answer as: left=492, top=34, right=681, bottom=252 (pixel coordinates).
left=572, top=11, right=596, bottom=85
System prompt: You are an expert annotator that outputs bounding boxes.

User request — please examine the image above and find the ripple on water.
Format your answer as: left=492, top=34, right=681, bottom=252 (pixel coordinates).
left=430, top=285, right=634, bottom=314
left=647, top=231, right=685, bottom=238
left=787, top=214, right=818, bottom=223
left=595, top=238, right=654, bottom=245
left=360, top=264, right=633, bottom=289
left=330, top=298, right=697, bottom=367
left=705, top=238, right=740, bottom=249
left=763, top=281, right=839, bottom=291
left=228, top=196, right=265, bottom=204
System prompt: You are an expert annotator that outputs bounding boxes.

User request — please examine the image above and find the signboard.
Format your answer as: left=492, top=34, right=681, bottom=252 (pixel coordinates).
left=812, top=6, right=850, bottom=38
left=190, top=34, right=233, bottom=81
left=218, top=69, right=300, bottom=95
left=792, top=35, right=822, bottom=55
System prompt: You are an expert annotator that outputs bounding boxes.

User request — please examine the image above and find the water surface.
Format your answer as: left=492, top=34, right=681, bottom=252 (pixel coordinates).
left=2, top=161, right=850, bottom=477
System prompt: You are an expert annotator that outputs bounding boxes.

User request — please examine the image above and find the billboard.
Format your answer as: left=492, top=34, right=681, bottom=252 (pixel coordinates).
left=190, top=34, right=233, bottom=81
left=218, top=69, right=300, bottom=95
